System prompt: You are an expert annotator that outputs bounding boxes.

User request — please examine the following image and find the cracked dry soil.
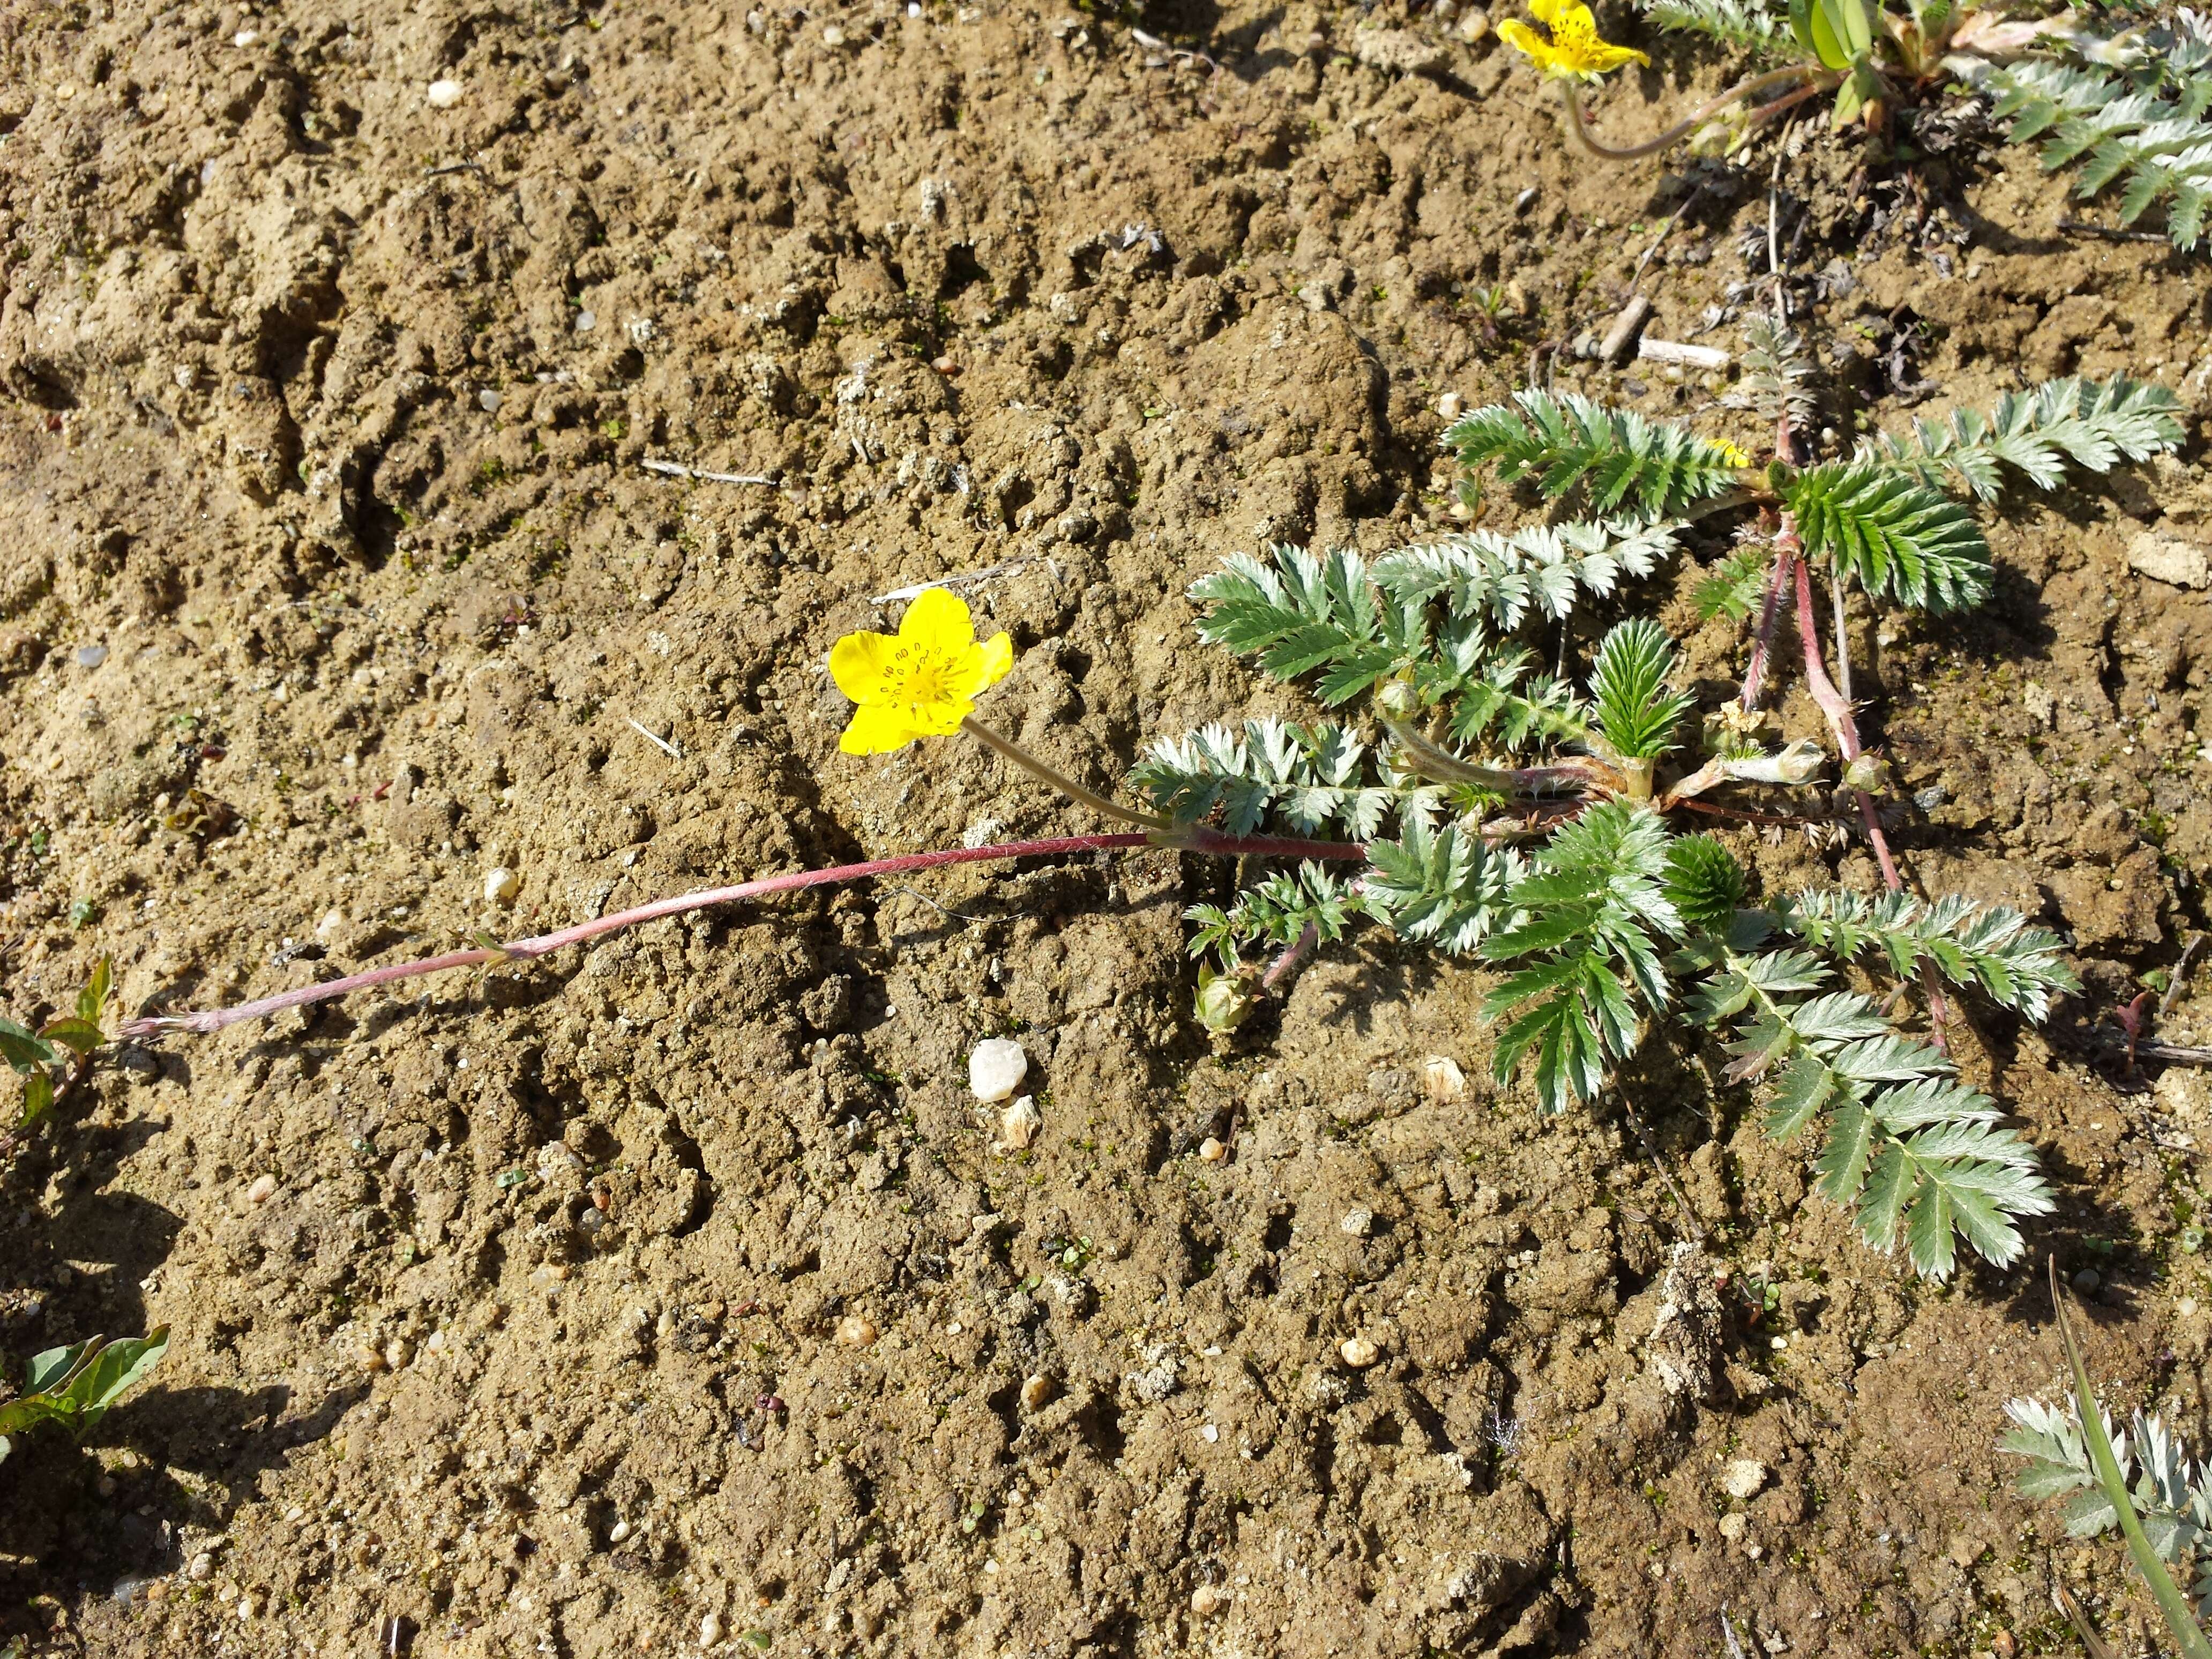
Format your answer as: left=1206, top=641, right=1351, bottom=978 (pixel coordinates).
left=6, top=0, right=2212, bottom=1654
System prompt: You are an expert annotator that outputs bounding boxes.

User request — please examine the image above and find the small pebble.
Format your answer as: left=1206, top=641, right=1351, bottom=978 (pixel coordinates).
left=1339, top=1336, right=1381, bottom=1369
left=968, top=1037, right=1028, bottom=1102
left=999, top=1094, right=1042, bottom=1150
left=608, top=1519, right=632, bottom=1544
left=1020, top=1373, right=1056, bottom=1411
left=478, top=388, right=502, bottom=413
left=1200, top=1422, right=1219, bottom=1443
left=821, top=23, right=847, bottom=44
left=246, top=1174, right=276, bottom=1205
left=384, top=1338, right=413, bottom=1371
left=1436, top=391, right=1463, bottom=420
left=573, top=309, right=597, bottom=333
left=834, top=1314, right=879, bottom=1347
left=2073, top=1268, right=2102, bottom=1294
left=426, top=78, right=465, bottom=108
left=1340, top=1208, right=1374, bottom=1237
left=484, top=866, right=520, bottom=906
left=76, top=644, right=107, bottom=668
left=237, top=1596, right=259, bottom=1621
left=187, top=1552, right=214, bottom=1582
left=173, top=364, right=198, bottom=390
left=1423, top=1055, right=1467, bottom=1103
left=1191, top=1583, right=1229, bottom=1616
left=1198, top=1137, right=1226, bottom=1162
left=700, top=1611, right=724, bottom=1646
left=1720, top=1457, right=1768, bottom=1499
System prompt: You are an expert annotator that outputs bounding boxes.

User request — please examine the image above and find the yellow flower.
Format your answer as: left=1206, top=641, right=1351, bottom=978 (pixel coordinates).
left=1499, top=0, right=1650, bottom=80
left=828, top=587, right=1014, bottom=755
left=1713, top=438, right=1754, bottom=467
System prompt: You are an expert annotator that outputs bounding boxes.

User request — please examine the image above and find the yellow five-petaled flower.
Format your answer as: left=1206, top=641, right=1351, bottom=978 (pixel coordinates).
left=828, top=587, right=1013, bottom=755
left=1499, top=0, right=1650, bottom=81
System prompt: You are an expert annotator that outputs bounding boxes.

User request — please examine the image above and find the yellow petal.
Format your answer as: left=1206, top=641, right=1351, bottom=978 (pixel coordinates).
left=1498, top=17, right=1560, bottom=67
left=973, top=630, right=1014, bottom=692
left=898, top=585, right=976, bottom=652
left=828, top=629, right=900, bottom=704
left=1529, top=0, right=1570, bottom=25
left=839, top=702, right=928, bottom=756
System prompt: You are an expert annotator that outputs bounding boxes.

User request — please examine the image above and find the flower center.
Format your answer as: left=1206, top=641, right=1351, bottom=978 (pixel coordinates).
left=894, top=647, right=955, bottom=707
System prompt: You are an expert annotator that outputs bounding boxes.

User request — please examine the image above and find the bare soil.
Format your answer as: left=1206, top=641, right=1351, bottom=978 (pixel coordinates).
left=4, top=0, right=2212, bottom=1655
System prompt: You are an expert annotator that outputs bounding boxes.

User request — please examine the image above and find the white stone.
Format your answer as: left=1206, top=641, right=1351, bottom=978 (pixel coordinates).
left=484, top=866, right=519, bottom=906
left=1423, top=1055, right=1467, bottom=1103
left=2129, top=528, right=2211, bottom=589
left=426, top=78, right=465, bottom=108
left=968, top=1037, right=1028, bottom=1102
left=246, top=1174, right=276, bottom=1205
left=701, top=1611, right=724, bottom=1647
left=1340, top=1208, right=1374, bottom=1237
left=1339, top=1336, right=1381, bottom=1368
left=1191, top=1583, right=1229, bottom=1616
left=1436, top=391, right=1464, bottom=420
left=1720, top=1457, right=1768, bottom=1499
left=999, top=1094, right=1041, bottom=1149
left=1198, top=1137, right=1226, bottom=1162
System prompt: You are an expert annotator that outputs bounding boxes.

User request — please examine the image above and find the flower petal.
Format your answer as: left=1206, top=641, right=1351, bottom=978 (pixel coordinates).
left=839, top=702, right=928, bottom=755
left=973, top=630, right=1014, bottom=693
left=1498, top=17, right=1559, bottom=67
left=829, top=629, right=901, bottom=704
left=898, top=586, right=976, bottom=651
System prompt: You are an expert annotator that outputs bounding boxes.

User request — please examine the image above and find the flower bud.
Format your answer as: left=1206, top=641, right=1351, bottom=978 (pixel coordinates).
left=1375, top=680, right=1418, bottom=718
left=1841, top=752, right=1887, bottom=793
left=1194, top=966, right=1253, bottom=1034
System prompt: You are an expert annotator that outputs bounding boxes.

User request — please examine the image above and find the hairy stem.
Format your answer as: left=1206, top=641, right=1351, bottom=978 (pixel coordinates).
left=1261, top=921, right=1321, bottom=993
left=961, top=716, right=1169, bottom=829
left=1557, top=66, right=1827, bottom=163
left=1739, top=536, right=1797, bottom=714
left=124, top=829, right=1370, bottom=1038
left=1793, top=557, right=1952, bottom=1041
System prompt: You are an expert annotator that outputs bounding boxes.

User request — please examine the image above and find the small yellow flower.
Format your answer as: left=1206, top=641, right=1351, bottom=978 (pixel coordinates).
left=1713, top=438, right=1754, bottom=467
left=1499, top=0, right=1650, bottom=81
left=828, top=587, right=1013, bottom=755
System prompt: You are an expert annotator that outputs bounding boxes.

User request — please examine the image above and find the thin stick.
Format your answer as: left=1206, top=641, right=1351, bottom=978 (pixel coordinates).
left=122, top=829, right=1369, bottom=1038
left=1621, top=1094, right=1706, bottom=1242
left=626, top=719, right=681, bottom=759
left=2161, top=933, right=2206, bottom=1020
left=1631, top=183, right=1706, bottom=287
left=641, top=459, right=779, bottom=486
left=1672, top=797, right=1836, bottom=828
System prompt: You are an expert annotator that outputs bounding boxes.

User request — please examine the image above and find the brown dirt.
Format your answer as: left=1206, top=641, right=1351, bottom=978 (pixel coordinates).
left=3, top=0, right=2212, bottom=1654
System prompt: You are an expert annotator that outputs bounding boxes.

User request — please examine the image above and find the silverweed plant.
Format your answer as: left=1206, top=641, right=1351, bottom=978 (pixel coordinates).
left=129, top=337, right=2182, bottom=1284
left=1962, top=6, right=2212, bottom=252
left=2003, top=1260, right=2212, bottom=1658
left=1130, top=343, right=2180, bottom=1280
left=1503, top=0, right=2212, bottom=252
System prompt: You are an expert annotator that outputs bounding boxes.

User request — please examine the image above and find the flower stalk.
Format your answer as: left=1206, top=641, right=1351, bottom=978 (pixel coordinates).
left=1555, top=65, right=1832, bottom=162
